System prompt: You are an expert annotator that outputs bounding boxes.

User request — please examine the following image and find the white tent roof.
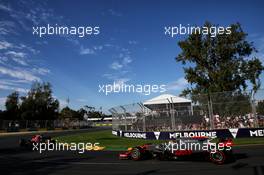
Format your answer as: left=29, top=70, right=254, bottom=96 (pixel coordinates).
left=143, top=94, right=191, bottom=105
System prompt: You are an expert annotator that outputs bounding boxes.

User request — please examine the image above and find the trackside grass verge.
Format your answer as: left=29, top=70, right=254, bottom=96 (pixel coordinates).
left=55, top=130, right=264, bottom=151
left=55, top=130, right=162, bottom=151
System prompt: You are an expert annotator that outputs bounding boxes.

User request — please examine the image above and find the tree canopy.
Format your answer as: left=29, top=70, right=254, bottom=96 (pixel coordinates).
left=257, top=100, right=264, bottom=115
left=1, top=81, right=109, bottom=121
left=2, top=82, right=59, bottom=120
left=20, top=82, right=59, bottom=120
left=5, top=91, right=20, bottom=120
left=176, top=22, right=263, bottom=95
left=176, top=22, right=263, bottom=117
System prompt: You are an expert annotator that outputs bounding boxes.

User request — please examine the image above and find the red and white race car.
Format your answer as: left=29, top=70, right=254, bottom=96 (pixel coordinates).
left=19, top=134, right=56, bottom=150
left=119, top=137, right=233, bottom=164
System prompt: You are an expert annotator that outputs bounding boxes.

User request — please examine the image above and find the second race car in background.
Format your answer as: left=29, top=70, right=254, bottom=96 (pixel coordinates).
left=19, top=134, right=56, bottom=150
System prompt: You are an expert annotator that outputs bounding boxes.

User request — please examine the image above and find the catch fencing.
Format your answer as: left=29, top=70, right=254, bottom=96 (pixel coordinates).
left=109, top=89, right=264, bottom=132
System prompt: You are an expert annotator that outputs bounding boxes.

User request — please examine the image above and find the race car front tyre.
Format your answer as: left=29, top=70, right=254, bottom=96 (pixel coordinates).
left=131, top=148, right=142, bottom=161
left=210, top=151, right=226, bottom=165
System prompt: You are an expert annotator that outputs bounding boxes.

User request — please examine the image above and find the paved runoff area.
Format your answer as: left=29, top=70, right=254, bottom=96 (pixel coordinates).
left=0, top=129, right=264, bottom=175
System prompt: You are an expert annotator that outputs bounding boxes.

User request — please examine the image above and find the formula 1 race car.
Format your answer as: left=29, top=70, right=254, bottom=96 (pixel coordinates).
left=119, top=137, right=233, bottom=164
left=19, top=134, right=56, bottom=150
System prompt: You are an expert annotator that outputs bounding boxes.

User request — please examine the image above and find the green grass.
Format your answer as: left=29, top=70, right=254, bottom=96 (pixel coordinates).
left=55, top=130, right=162, bottom=151
left=55, top=130, right=264, bottom=151
left=232, top=137, right=264, bottom=145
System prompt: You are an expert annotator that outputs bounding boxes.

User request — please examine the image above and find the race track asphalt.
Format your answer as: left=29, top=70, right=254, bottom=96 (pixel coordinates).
left=0, top=128, right=264, bottom=175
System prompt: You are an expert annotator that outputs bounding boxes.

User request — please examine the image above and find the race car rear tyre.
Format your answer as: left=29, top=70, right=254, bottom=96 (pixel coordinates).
left=131, top=148, right=141, bottom=161
left=210, top=151, right=226, bottom=165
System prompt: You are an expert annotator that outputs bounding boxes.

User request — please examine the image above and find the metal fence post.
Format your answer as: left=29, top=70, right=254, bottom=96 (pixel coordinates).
left=109, top=108, right=117, bottom=130
left=251, top=90, right=259, bottom=128
left=138, top=103, right=146, bottom=132
left=170, top=97, right=176, bottom=131
left=120, top=106, right=127, bottom=131
left=143, top=115, right=146, bottom=132
left=143, top=104, right=146, bottom=132
left=208, top=93, right=214, bottom=129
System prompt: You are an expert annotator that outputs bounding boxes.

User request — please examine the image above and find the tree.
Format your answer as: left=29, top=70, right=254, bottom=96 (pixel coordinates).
left=0, top=110, right=3, bottom=120
left=5, top=91, right=20, bottom=120
left=88, top=111, right=102, bottom=118
left=77, top=108, right=87, bottom=120
left=20, top=82, right=59, bottom=120
left=176, top=22, right=263, bottom=95
left=257, top=100, right=264, bottom=115
left=59, top=107, right=84, bottom=120
left=210, top=91, right=251, bottom=117
left=84, top=105, right=95, bottom=112
left=176, top=22, right=263, bottom=117
left=60, top=107, right=73, bottom=119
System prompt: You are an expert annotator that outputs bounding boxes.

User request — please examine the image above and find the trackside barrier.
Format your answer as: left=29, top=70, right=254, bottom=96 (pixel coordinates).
left=0, top=120, right=92, bottom=132
left=112, top=128, right=264, bottom=140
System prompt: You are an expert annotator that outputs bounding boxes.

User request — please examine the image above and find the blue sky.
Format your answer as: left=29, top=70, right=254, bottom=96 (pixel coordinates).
left=0, top=0, right=264, bottom=112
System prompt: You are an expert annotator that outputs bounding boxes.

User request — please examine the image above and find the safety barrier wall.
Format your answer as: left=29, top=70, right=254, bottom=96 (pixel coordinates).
left=112, top=127, right=264, bottom=140
left=0, top=119, right=92, bottom=132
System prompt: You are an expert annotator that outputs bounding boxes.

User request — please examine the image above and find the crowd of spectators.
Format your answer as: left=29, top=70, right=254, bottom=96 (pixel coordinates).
left=129, top=113, right=264, bottom=132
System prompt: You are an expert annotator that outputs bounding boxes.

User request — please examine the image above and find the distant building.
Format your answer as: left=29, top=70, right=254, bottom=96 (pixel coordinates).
left=143, top=94, right=193, bottom=115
